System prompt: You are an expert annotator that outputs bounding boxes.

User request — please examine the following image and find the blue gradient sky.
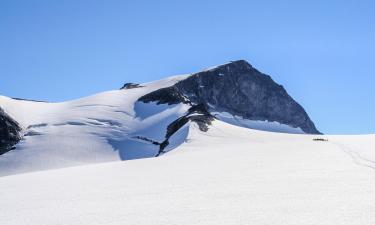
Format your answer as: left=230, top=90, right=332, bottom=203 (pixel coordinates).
left=1, top=0, right=374, bottom=134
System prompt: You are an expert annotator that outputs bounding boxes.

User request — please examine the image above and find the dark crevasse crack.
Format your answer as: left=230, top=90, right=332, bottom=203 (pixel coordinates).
left=130, top=136, right=166, bottom=157
left=11, top=97, right=47, bottom=103
left=27, top=123, right=48, bottom=129
left=132, top=136, right=161, bottom=146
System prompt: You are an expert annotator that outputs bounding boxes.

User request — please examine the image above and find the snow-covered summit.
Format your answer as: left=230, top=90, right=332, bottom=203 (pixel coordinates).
left=2, top=61, right=375, bottom=225
left=0, top=60, right=319, bottom=176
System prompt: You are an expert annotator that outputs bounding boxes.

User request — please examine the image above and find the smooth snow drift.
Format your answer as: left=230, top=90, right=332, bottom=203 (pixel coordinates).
left=1, top=121, right=375, bottom=225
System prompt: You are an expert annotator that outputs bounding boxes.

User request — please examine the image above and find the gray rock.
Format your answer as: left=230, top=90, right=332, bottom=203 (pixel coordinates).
left=120, top=83, right=143, bottom=90
left=0, top=108, right=22, bottom=155
left=157, top=103, right=214, bottom=157
left=139, top=60, right=321, bottom=134
left=138, top=86, right=190, bottom=105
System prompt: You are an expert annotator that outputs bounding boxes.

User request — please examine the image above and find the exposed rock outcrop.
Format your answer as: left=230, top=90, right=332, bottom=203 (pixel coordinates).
left=120, top=83, right=143, bottom=90
left=138, top=60, right=320, bottom=134
left=157, top=103, right=214, bottom=156
left=132, top=104, right=214, bottom=157
left=0, top=108, right=22, bottom=155
left=138, top=86, right=190, bottom=105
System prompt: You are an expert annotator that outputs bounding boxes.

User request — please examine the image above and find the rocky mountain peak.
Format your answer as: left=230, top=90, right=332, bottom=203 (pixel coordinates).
left=140, top=60, right=321, bottom=134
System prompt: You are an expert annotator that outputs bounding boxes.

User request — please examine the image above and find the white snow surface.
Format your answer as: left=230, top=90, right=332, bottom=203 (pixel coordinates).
left=2, top=74, right=375, bottom=224
left=1, top=120, right=375, bottom=225
left=0, top=75, right=191, bottom=176
left=0, top=74, right=312, bottom=176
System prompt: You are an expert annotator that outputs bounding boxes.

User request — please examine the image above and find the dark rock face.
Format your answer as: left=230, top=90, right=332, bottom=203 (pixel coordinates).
left=138, top=60, right=320, bottom=134
left=176, top=60, right=320, bottom=134
left=165, top=103, right=214, bottom=139
left=0, top=108, right=22, bottom=155
left=120, top=83, right=143, bottom=90
left=157, top=103, right=214, bottom=156
left=175, top=60, right=320, bottom=134
left=138, top=86, right=190, bottom=105
left=131, top=104, right=213, bottom=157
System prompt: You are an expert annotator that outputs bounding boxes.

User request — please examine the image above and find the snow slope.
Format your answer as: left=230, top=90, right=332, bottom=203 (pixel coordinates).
left=1, top=120, right=375, bottom=225
left=0, top=75, right=191, bottom=176
left=0, top=73, right=309, bottom=176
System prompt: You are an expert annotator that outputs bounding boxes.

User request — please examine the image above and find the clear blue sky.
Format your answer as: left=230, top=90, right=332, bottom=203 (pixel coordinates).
left=1, top=0, right=374, bottom=134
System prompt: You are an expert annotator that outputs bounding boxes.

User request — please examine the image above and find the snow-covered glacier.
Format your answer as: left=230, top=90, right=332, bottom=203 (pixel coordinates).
left=0, top=60, right=320, bottom=176
left=1, top=60, right=375, bottom=225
